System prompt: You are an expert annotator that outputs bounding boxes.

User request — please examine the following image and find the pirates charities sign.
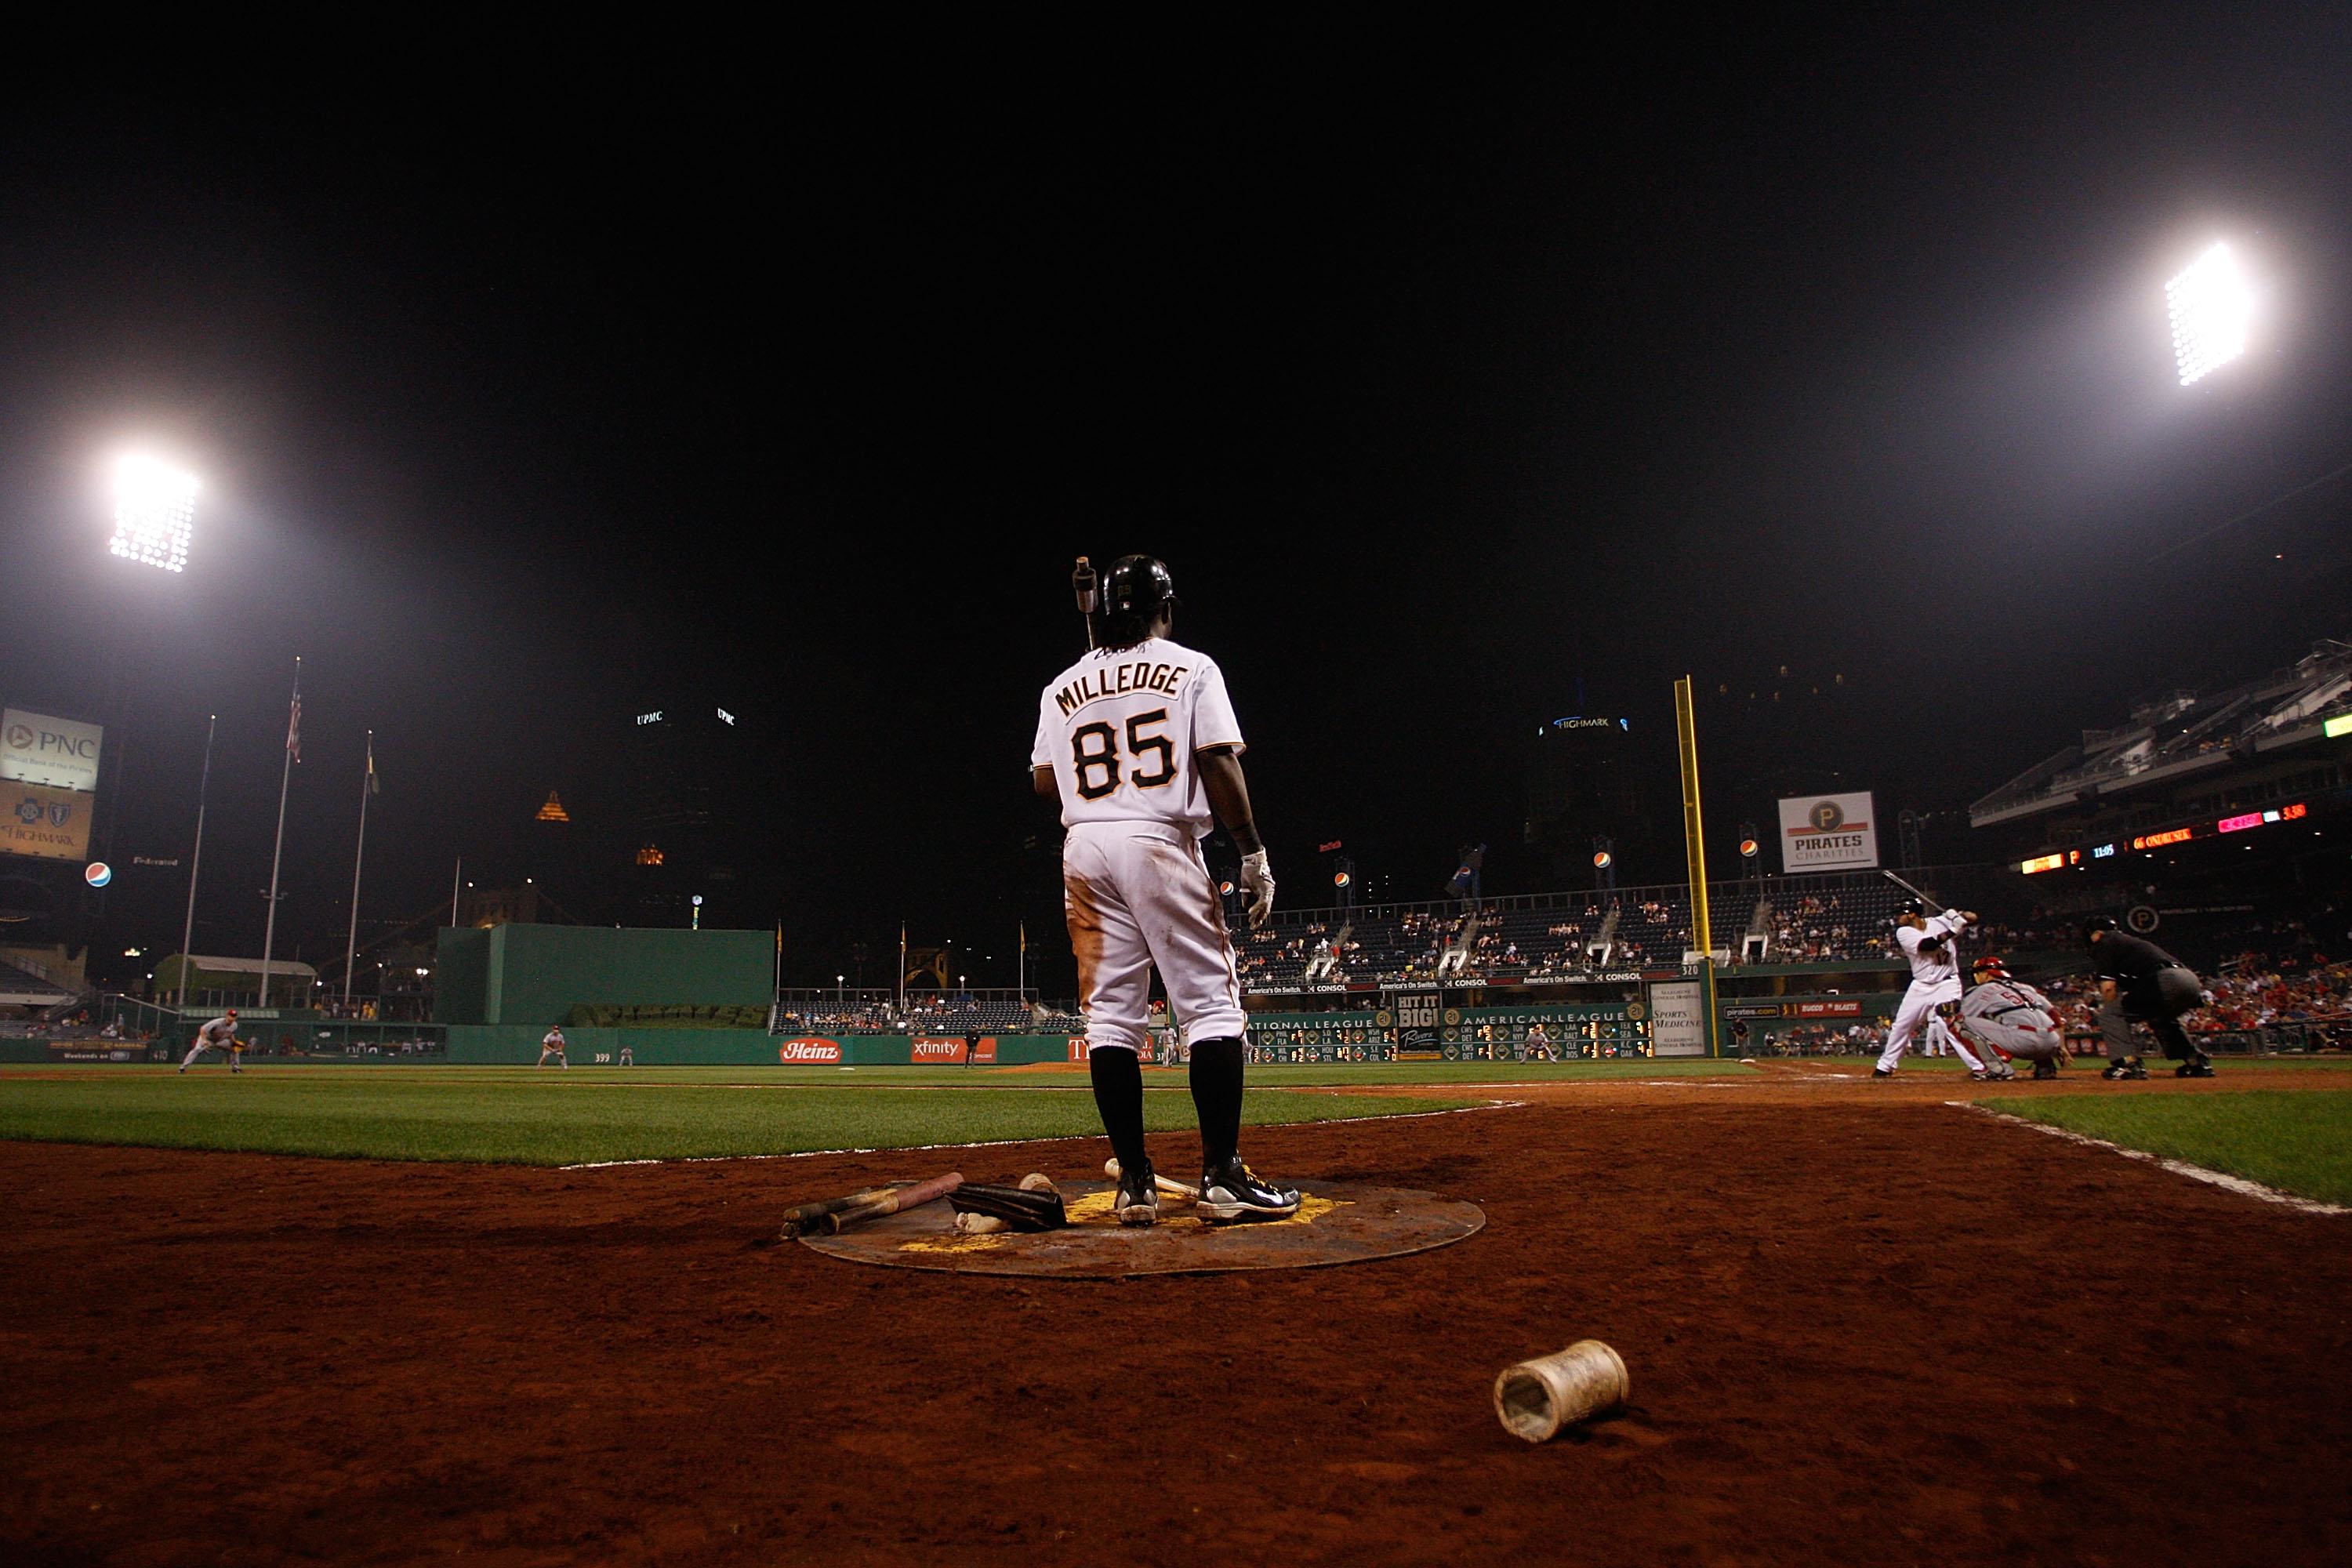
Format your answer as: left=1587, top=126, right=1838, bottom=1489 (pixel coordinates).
left=1776, top=792, right=1878, bottom=873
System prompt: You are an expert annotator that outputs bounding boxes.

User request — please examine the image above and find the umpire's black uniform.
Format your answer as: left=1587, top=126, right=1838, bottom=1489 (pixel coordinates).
left=2089, top=927, right=2206, bottom=1071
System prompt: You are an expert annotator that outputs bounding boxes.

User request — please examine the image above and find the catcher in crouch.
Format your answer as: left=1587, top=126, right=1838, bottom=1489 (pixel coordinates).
left=1955, top=955, right=2068, bottom=1080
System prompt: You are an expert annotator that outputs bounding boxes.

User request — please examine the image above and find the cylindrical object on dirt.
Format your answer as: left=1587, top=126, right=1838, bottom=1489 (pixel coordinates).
left=1492, top=1340, right=1628, bottom=1443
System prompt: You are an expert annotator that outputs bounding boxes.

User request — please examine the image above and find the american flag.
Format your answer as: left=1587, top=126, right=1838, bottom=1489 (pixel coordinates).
left=286, top=685, right=303, bottom=764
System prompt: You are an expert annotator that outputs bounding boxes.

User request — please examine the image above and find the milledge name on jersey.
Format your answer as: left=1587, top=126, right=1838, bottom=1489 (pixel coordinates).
left=1050, top=658, right=1195, bottom=716
left=1033, top=637, right=1243, bottom=838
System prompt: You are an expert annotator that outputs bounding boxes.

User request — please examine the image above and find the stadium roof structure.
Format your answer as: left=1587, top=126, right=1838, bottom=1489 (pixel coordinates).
left=1971, top=640, right=2352, bottom=829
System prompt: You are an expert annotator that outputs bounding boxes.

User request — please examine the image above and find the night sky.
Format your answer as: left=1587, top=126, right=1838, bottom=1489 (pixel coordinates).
left=3, top=12, right=2350, bottom=993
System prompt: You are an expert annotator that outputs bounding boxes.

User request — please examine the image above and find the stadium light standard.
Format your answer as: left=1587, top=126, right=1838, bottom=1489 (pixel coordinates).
left=2165, top=242, right=2251, bottom=386
left=109, top=455, right=199, bottom=572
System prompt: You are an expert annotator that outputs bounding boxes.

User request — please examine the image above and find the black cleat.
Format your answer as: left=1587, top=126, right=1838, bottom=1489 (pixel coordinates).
left=1115, top=1160, right=1159, bottom=1227
left=2176, top=1052, right=2215, bottom=1079
left=2102, top=1058, right=2147, bottom=1080
left=1198, top=1158, right=1301, bottom=1223
left=2031, top=1059, right=2059, bottom=1080
left=1871, top=1068, right=1895, bottom=1080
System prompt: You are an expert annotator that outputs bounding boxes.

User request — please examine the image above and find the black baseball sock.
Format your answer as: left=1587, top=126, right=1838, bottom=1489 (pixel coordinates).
left=1189, top=1036, right=1246, bottom=1170
left=1089, top=1047, right=1149, bottom=1178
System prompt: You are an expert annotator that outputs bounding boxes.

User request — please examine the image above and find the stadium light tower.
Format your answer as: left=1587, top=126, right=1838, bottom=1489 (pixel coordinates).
left=109, top=455, right=199, bottom=572
left=2165, top=242, right=2251, bottom=387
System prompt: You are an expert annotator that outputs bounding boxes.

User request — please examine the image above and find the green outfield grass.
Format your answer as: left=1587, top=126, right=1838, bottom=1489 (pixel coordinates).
left=1990, top=1090, right=2352, bottom=1205
left=0, top=1068, right=1472, bottom=1167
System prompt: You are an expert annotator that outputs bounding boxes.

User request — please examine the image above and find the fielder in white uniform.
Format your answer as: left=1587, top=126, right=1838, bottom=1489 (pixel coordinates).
left=179, top=1011, right=244, bottom=1074
left=538, top=1026, right=569, bottom=1069
left=1033, top=555, right=1299, bottom=1226
left=1874, top=903, right=1994, bottom=1079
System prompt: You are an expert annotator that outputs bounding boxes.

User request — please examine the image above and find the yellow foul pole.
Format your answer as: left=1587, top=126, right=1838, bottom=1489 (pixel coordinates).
left=1672, top=675, right=1721, bottom=1055
left=1673, top=675, right=1712, bottom=959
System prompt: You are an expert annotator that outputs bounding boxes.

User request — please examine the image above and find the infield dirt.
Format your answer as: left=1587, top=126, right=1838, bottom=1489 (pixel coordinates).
left=5, top=1072, right=2349, bottom=1566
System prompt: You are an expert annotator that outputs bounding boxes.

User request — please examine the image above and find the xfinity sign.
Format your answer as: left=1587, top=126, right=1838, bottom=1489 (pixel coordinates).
left=2, top=709, right=104, bottom=793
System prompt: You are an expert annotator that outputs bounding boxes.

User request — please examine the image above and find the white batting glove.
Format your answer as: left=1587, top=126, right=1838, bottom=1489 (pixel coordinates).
left=1240, top=850, right=1275, bottom=929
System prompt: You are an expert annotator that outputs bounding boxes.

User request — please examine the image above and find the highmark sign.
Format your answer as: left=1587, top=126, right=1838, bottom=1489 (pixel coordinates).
left=1, top=709, right=103, bottom=793
left=1776, top=791, right=1878, bottom=873
left=2, top=782, right=93, bottom=861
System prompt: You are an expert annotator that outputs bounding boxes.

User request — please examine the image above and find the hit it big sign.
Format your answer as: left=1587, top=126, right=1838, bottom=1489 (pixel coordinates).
left=1777, top=791, right=1879, bottom=873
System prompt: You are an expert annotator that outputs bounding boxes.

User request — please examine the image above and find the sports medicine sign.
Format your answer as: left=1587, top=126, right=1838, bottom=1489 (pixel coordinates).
left=1777, top=791, right=1878, bottom=873
left=2, top=709, right=103, bottom=793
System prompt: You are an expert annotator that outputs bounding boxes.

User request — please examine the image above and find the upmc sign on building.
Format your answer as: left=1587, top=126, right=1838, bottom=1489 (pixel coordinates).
left=1777, top=791, right=1879, bottom=873
left=2, top=709, right=104, bottom=794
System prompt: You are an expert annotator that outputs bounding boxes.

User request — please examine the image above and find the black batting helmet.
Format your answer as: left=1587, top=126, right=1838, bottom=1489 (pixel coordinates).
left=2082, top=915, right=2118, bottom=944
left=1098, top=555, right=1177, bottom=646
left=1892, top=899, right=1923, bottom=923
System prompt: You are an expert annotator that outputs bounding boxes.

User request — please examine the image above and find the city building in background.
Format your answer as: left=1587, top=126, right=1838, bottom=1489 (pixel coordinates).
left=622, top=700, right=746, bottom=927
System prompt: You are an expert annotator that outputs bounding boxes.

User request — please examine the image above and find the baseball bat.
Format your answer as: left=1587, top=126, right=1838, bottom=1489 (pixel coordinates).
left=1103, top=1156, right=1200, bottom=1200
left=1878, top=868, right=1945, bottom=913
left=808, top=1171, right=964, bottom=1236
left=1073, top=557, right=1098, bottom=650
left=778, top=1182, right=912, bottom=1238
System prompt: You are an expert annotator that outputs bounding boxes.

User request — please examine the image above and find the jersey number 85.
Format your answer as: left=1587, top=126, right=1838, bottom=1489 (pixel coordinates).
left=1072, top=710, right=1175, bottom=799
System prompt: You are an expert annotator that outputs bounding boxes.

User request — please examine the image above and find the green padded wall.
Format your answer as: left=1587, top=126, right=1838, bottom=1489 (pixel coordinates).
left=434, top=925, right=774, bottom=1025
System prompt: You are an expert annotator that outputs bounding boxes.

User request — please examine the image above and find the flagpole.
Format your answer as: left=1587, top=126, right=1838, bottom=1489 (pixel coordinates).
left=450, top=858, right=462, bottom=927
left=343, top=731, right=375, bottom=1009
left=175, top=714, right=217, bottom=1012
left=1018, top=920, right=1025, bottom=1000
left=258, top=658, right=300, bottom=1011
left=898, top=923, right=906, bottom=1019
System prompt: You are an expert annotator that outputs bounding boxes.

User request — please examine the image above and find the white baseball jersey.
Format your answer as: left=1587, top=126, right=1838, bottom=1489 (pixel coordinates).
left=1031, top=638, right=1243, bottom=839
left=1896, top=913, right=1968, bottom=993
left=543, top=1029, right=565, bottom=1048
left=199, top=1017, right=238, bottom=1046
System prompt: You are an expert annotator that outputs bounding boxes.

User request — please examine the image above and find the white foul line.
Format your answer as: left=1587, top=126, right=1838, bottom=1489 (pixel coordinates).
left=1953, top=1102, right=2348, bottom=1216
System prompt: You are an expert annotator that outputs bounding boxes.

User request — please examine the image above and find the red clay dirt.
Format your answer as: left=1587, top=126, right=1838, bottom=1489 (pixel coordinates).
left=3, top=1086, right=2349, bottom=1566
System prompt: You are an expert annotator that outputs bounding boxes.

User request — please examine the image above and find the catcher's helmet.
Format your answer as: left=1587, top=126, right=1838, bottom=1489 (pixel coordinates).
left=1097, top=555, right=1177, bottom=645
left=1972, top=954, right=2012, bottom=979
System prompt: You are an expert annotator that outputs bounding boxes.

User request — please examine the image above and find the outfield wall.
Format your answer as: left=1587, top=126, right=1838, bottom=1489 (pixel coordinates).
left=442, top=1027, right=1090, bottom=1066
left=434, top=925, right=774, bottom=1025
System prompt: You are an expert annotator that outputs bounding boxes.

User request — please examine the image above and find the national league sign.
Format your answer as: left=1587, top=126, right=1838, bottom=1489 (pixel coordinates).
left=1777, top=791, right=1879, bottom=873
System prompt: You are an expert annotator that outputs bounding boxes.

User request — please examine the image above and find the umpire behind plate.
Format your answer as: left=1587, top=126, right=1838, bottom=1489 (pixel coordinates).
left=2084, top=917, right=2212, bottom=1080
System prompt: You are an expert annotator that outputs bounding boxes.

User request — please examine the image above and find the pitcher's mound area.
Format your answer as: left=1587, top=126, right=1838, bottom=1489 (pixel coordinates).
left=798, top=1180, right=1483, bottom=1276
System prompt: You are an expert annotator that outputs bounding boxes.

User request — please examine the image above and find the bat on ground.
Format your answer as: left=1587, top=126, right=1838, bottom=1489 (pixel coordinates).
left=1073, top=557, right=1098, bottom=650
left=778, top=1182, right=913, bottom=1238
left=802, top=1171, right=964, bottom=1236
left=1103, top=1156, right=1200, bottom=1200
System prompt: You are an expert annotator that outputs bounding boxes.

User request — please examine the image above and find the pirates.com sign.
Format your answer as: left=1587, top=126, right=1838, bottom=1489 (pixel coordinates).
left=1777, top=791, right=1878, bottom=873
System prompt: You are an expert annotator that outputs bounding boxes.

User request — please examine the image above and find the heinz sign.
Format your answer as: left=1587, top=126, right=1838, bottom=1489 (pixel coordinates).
left=777, top=1038, right=843, bottom=1064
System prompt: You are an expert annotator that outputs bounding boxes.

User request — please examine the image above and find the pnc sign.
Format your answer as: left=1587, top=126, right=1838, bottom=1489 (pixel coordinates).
left=1, top=709, right=104, bottom=793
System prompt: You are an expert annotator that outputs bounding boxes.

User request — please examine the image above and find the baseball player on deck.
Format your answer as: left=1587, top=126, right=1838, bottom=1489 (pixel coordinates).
left=1032, top=555, right=1299, bottom=1227
left=1874, top=902, right=2002, bottom=1080
left=178, top=1009, right=244, bottom=1074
